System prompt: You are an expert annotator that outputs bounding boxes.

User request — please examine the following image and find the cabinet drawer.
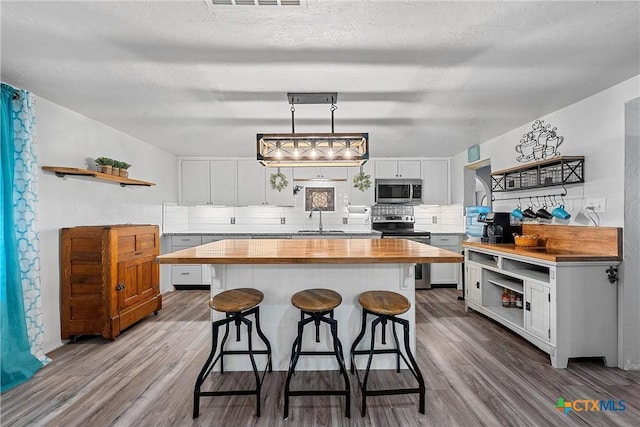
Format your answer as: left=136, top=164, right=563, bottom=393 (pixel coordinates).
left=431, top=235, right=461, bottom=246
left=171, top=235, right=202, bottom=246
left=201, top=236, right=220, bottom=244
left=171, top=265, right=202, bottom=284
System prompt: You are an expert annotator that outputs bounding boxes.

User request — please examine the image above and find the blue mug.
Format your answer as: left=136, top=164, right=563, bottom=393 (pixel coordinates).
left=511, top=207, right=523, bottom=219
left=552, top=205, right=571, bottom=220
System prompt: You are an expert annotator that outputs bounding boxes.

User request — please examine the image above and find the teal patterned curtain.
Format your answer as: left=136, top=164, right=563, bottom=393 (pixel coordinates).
left=1, top=83, right=47, bottom=392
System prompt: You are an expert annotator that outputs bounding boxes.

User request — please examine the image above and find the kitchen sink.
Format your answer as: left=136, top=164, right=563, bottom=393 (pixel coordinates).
left=297, top=230, right=345, bottom=234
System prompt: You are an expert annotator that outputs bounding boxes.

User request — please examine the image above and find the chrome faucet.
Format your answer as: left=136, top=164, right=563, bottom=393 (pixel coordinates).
left=309, top=207, right=323, bottom=232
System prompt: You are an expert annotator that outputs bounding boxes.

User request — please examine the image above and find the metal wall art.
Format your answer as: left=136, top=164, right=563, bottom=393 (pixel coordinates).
left=515, top=119, right=564, bottom=163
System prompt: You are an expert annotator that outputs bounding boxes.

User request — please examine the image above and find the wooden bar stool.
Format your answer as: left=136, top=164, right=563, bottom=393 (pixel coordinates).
left=284, top=288, right=351, bottom=419
left=350, top=290, right=425, bottom=416
left=193, top=288, right=272, bottom=419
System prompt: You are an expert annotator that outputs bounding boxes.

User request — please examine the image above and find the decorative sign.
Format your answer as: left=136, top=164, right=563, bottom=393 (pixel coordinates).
left=515, top=119, right=564, bottom=163
left=467, top=145, right=480, bottom=163
left=305, top=187, right=335, bottom=211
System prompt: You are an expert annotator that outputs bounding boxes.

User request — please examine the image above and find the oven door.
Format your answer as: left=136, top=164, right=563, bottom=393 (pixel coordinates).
left=382, top=235, right=431, bottom=289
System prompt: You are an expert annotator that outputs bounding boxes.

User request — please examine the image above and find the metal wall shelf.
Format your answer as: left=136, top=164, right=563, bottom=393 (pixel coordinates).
left=491, top=156, right=584, bottom=193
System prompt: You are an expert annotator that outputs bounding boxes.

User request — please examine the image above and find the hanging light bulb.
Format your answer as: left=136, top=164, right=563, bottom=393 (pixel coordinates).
left=293, top=142, right=300, bottom=158
left=275, top=142, right=283, bottom=159
left=328, top=142, right=334, bottom=158
left=344, top=142, right=352, bottom=158
left=310, top=142, right=317, bottom=158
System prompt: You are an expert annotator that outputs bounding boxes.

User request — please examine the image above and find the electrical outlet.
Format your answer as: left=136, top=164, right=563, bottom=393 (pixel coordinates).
left=280, top=217, right=286, bottom=225
left=432, top=216, right=438, bottom=224
left=230, top=217, right=235, bottom=224
left=585, top=197, right=606, bottom=214
left=343, top=217, right=348, bottom=224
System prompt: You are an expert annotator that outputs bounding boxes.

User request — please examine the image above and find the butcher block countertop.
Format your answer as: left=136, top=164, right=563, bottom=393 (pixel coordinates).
left=462, top=224, right=623, bottom=263
left=156, top=238, right=464, bottom=265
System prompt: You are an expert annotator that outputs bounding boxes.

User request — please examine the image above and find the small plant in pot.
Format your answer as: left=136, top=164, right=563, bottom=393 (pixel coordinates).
left=118, top=161, right=131, bottom=178
left=111, top=160, right=121, bottom=176
left=95, top=157, right=114, bottom=174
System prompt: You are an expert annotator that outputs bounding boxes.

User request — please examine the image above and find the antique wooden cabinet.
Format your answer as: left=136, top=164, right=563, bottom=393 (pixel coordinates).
left=60, top=224, right=162, bottom=340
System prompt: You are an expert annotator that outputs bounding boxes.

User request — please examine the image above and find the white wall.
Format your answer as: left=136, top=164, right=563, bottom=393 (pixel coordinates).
left=452, top=75, right=640, bottom=227
left=36, top=96, right=178, bottom=353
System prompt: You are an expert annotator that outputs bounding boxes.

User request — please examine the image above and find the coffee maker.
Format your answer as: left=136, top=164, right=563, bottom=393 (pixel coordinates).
left=478, top=212, right=522, bottom=244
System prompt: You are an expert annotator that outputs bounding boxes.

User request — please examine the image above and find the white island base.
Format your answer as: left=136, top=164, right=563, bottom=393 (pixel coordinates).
left=207, top=263, right=417, bottom=371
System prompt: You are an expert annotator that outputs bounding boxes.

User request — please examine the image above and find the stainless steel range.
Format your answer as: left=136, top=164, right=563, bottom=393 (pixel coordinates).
left=371, top=205, right=431, bottom=289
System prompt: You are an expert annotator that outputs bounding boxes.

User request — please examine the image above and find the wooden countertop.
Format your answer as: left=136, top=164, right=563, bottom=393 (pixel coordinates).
left=156, top=238, right=464, bottom=265
left=462, top=241, right=621, bottom=262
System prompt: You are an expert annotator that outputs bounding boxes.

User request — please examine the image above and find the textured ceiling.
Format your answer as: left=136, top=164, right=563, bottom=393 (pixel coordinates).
left=1, top=1, right=639, bottom=158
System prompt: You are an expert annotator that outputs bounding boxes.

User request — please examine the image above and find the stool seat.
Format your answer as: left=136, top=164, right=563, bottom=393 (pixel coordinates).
left=210, top=288, right=264, bottom=313
left=291, top=288, right=342, bottom=313
left=358, top=290, right=410, bottom=316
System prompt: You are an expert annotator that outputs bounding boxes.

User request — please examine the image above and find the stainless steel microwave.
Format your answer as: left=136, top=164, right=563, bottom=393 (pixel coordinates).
left=375, top=179, right=423, bottom=204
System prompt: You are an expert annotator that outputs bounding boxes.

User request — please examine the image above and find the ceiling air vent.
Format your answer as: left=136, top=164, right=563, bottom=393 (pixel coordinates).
left=207, top=0, right=302, bottom=6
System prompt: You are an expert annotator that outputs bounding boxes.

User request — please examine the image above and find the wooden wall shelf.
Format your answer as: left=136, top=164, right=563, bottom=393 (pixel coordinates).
left=490, top=156, right=584, bottom=193
left=42, top=166, right=155, bottom=187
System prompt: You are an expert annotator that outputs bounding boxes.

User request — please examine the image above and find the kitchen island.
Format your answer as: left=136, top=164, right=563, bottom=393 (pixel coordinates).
left=157, top=238, right=462, bottom=371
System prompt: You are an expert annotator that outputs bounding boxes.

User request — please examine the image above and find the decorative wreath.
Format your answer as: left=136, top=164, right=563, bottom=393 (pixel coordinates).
left=352, top=171, right=371, bottom=192
left=269, top=171, right=289, bottom=192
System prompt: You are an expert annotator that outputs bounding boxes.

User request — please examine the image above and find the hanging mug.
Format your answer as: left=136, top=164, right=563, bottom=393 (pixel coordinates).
left=552, top=204, right=571, bottom=220
left=522, top=207, right=537, bottom=218
left=511, top=205, right=524, bottom=219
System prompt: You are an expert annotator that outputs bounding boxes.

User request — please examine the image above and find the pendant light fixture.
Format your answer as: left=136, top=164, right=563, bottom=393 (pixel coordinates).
left=257, top=92, right=369, bottom=167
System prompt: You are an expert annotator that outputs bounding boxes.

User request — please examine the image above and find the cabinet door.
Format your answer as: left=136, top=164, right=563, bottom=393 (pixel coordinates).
left=466, top=262, right=481, bottom=304
left=237, top=160, right=266, bottom=206
left=117, top=254, right=158, bottom=313
left=321, top=167, right=349, bottom=180
left=293, top=167, right=322, bottom=180
left=397, top=160, right=421, bottom=179
left=347, top=163, right=374, bottom=206
left=374, top=160, right=400, bottom=178
left=524, top=281, right=551, bottom=342
left=180, top=160, right=210, bottom=204
left=210, top=160, right=237, bottom=206
left=265, top=167, right=294, bottom=206
left=421, top=159, right=450, bottom=204
left=431, top=249, right=460, bottom=284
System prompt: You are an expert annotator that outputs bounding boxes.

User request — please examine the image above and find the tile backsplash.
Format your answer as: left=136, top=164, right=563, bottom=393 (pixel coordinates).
left=163, top=201, right=465, bottom=234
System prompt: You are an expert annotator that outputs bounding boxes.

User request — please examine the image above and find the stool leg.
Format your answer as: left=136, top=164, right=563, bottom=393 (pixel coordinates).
left=219, top=315, right=231, bottom=374
left=350, top=309, right=368, bottom=373
left=391, top=320, right=401, bottom=373
left=253, top=306, right=273, bottom=373
left=328, top=317, right=351, bottom=418
left=238, top=316, right=262, bottom=417
left=193, top=320, right=222, bottom=419
left=399, top=318, right=426, bottom=414
left=284, top=316, right=308, bottom=419
left=361, top=316, right=383, bottom=417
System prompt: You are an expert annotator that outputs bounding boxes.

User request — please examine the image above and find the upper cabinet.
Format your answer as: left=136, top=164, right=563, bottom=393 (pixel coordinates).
left=293, top=167, right=349, bottom=181
left=180, top=160, right=237, bottom=205
left=374, top=160, right=421, bottom=179
left=347, top=163, right=374, bottom=207
left=421, top=159, right=450, bottom=205
left=236, top=160, right=294, bottom=206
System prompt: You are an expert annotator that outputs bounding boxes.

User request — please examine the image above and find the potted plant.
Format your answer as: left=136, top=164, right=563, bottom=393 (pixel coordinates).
left=111, top=160, right=121, bottom=176
left=118, top=161, right=131, bottom=178
left=95, top=157, right=113, bottom=175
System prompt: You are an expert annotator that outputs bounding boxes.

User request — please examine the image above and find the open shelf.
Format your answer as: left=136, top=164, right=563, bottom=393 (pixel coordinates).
left=483, top=305, right=524, bottom=328
left=487, top=276, right=523, bottom=294
left=491, top=156, right=584, bottom=192
left=42, top=166, right=155, bottom=187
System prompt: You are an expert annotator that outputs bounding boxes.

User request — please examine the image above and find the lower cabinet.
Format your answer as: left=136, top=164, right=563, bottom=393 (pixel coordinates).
left=464, top=247, right=618, bottom=368
left=430, top=234, right=462, bottom=287
left=60, top=224, right=162, bottom=340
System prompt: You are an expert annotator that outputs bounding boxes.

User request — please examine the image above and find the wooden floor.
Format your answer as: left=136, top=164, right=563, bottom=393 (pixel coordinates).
left=2, top=289, right=639, bottom=426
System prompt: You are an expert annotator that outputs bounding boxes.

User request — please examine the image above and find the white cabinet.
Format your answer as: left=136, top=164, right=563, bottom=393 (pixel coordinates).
left=524, top=281, right=551, bottom=342
left=347, top=163, right=374, bottom=207
left=464, top=246, right=619, bottom=368
left=170, top=235, right=203, bottom=287
left=430, top=234, right=462, bottom=286
left=293, top=167, right=349, bottom=180
left=180, top=159, right=237, bottom=205
left=374, top=160, right=421, bottom=179
left=465, top=262, right=482, bottom=304
left=237, top=160, right=294, bottom=206
left=420, top=159, right=450, bottom=205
